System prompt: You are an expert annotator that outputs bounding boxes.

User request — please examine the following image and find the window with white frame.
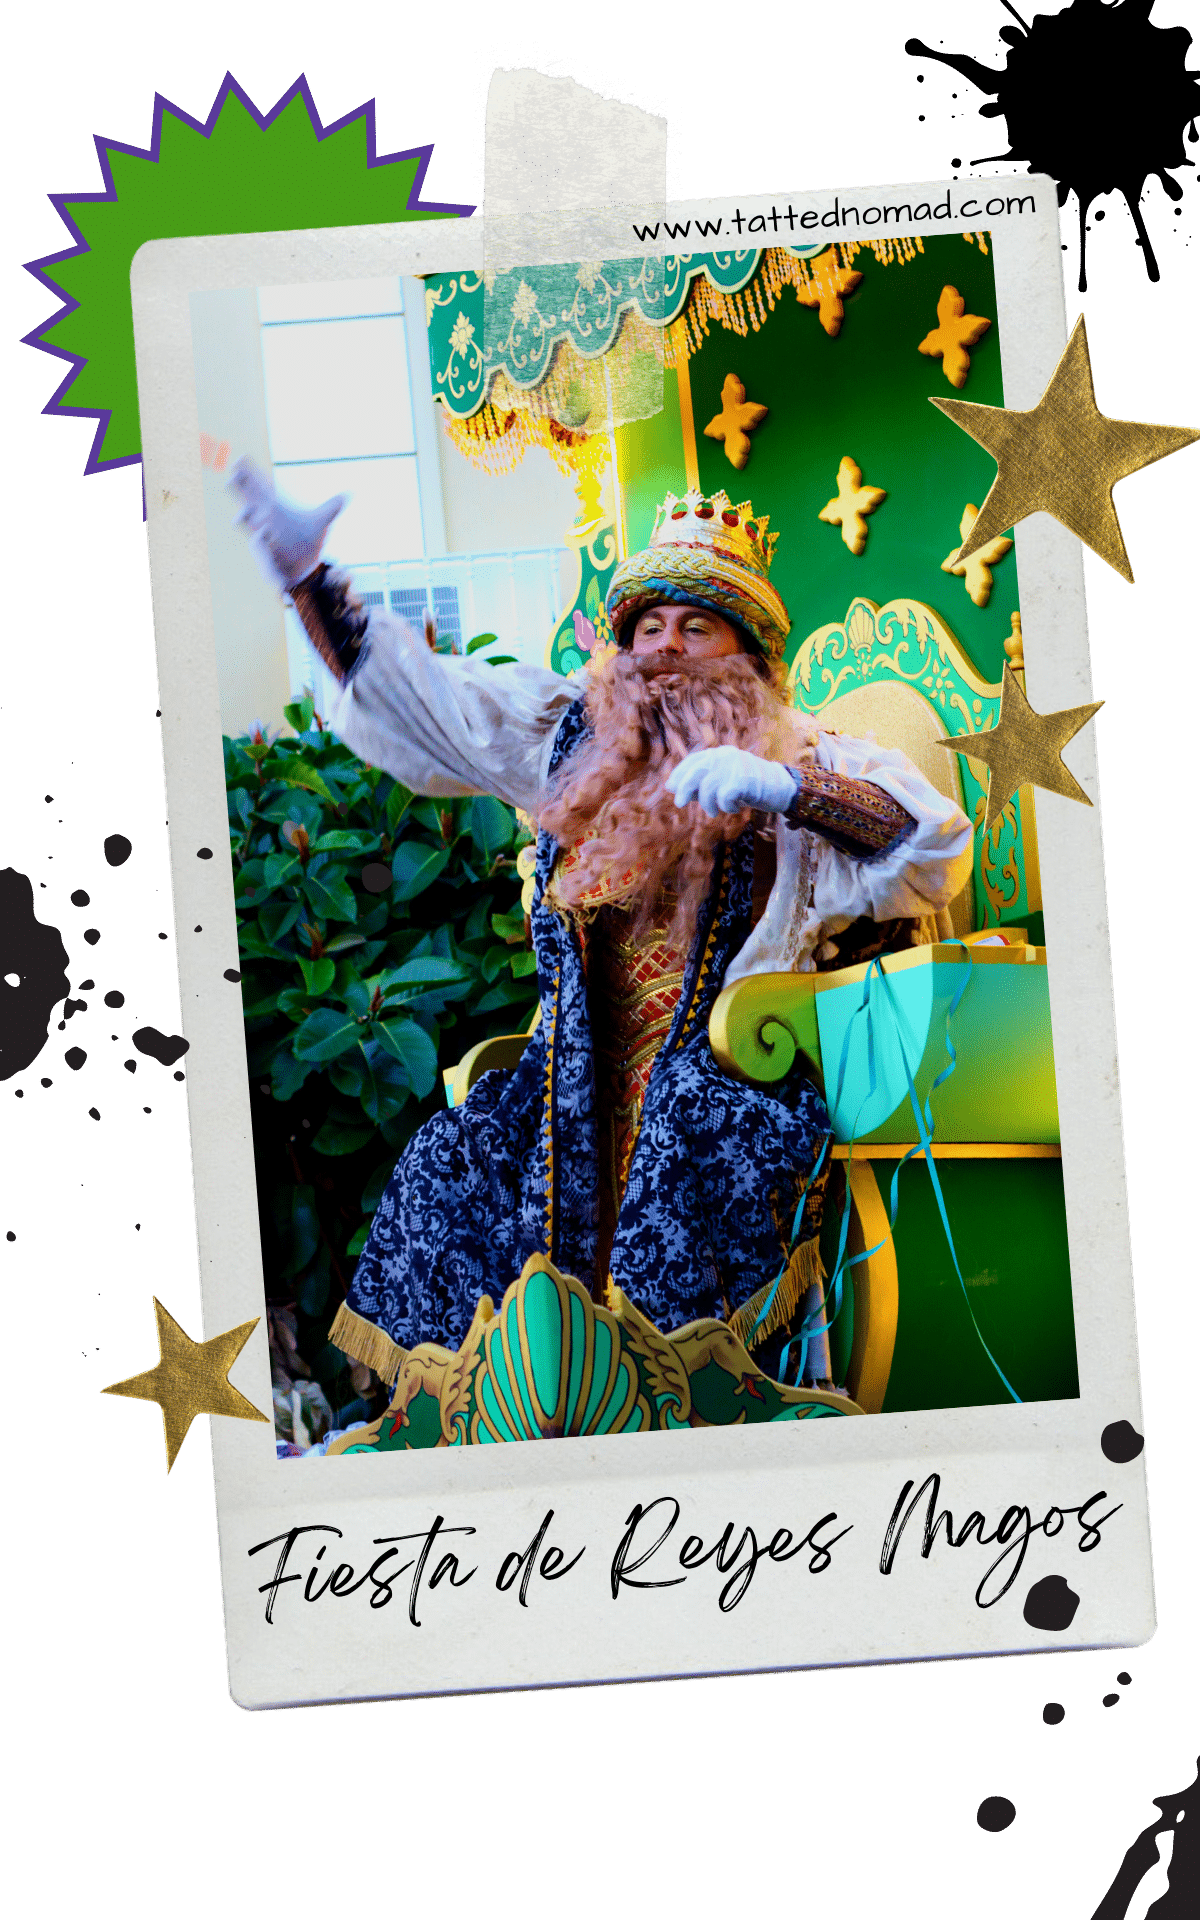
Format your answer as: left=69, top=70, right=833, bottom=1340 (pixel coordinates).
left=258, top=275, right=569, bottom=696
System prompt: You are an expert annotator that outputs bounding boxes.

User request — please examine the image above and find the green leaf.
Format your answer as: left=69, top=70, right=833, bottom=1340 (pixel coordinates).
left=465, top=631, right=499, bottom=655
left=284, top=694, right=316, bottom=734
left=324, top=931, right=366, bottom=954
left=374, top=1018, right=438, bottom=1097
left=261, top=790, right=324, bottom=836
left=259, top=901, right=302, bottom=944
left=297, top=1262, right=331, bottom=1316
left=302, top=864, right=358, bottom=923
left=312, top=1119, right=375, bottom=1156
left=293, top=1006, right=364, bottom=1062
left=466, top=795, right=514, bottom=862
left=378, top=957, right=468, bottom=994
left=346, top=1223, right=371, bottom=1258
left=483, top=655, right=518, bottom=667
left=491, top=908, right=526, bottom=944
left=280, top=762, right=338, bottom=804
left=385, top=781, right=414, bottom=831
left=511, top=951, right=538, bottom=977
left=271, top=1047, right=318, bottom=1101
left=361, top=1163, right=393, bottom=1212
left=299, top=956, right=336, bottom=996
left=357, top=1046, right=413, bottom=1123
left=264, top=851, right=303, bottom=890
left=391, top=841, right=450, bottom=902
left=315, top=830, right=379, bottom=853
left=481, top=944, right=509, bottom=984
left=280, top=1185, right=321, bottom=1280
left=475, top=978, right=538, bottom=1014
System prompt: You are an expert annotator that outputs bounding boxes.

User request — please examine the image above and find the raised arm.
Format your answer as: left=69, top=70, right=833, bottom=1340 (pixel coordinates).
left=229, top=461, right=578, bottom=813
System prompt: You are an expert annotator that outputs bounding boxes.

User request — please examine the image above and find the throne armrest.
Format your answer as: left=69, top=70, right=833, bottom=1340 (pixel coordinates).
left=709, top=972, right=824, bottom=1091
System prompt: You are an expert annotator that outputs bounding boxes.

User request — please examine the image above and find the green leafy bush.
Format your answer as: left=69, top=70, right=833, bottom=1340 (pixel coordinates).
left=226, top=693, right=539, bottom=1434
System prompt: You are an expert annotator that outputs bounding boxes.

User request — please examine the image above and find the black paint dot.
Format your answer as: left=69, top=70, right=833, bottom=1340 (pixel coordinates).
left=132, top=1027, right=190, bottom=1067
left=124, top=1060, right=136, bottom=1073
left=70, top=890, right=90, bottom=907
left=1103, top=1693, right=1119, bottom=1707
left=65, top=1047, right=87, bottom=1071
left=224, top=968, right=242, bottom=983
left=173, top=1070, right=185, bottom=1081
left=1101, top=1420, right=1144, bottom=1463
left=83, top=929, right=100, bottom=945
left=360, top=861, right=393, bottom=894
left=5, top=1232, right=14, bottom=1242
left=158, top=933, right=167, bottom=941
left=143, top=1107, right=151, bottom=1113
left=194, top=925, right=203, bottom=932
left=103, top=835, right=132, bottom=867
left=1095, top=209, right=1106, bottom=221
left=79, top=980, right=94, bottom=991
left=919, top=114, right=925, bottom=121
left=40, top=1078, right=51, bottom=1088
left=45, top=796, right=53, bottom=803
left=135, top=1222, right=141, bottom=1230
left=977, top=1798, right=1015, bottom=1833
left=951, top=156, right=961, bottom=167
left=88, top=1108, right=100, bottom=1121
left=1042, top=1703, right=1064, bottom=1725
left=13, top=1089, right=21, bottom=1097
left=196, top=847, right=213, bottom=860
left=104, top=990, right=124, bottom=1008
left=1023, top=1575, right=1080, bottom=1632
left=1118, top=1671, right=1131, bottom=1685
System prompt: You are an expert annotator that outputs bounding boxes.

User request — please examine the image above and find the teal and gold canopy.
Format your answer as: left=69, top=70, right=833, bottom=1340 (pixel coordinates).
left=424, top=248, right=826, bottom=418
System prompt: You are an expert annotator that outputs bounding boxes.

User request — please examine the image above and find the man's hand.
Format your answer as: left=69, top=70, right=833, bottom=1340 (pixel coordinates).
left=229, top=458, right=347, bottom=591
left=666, top=746, right=798, bottom=818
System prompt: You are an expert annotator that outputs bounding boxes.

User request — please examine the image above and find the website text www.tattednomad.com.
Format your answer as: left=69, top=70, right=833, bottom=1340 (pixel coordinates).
left=630, top=191, right=1037, bottom=243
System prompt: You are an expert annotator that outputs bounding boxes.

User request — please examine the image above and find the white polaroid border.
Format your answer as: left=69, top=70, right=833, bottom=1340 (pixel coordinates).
left=131, top=177, right=1153, bottom=1708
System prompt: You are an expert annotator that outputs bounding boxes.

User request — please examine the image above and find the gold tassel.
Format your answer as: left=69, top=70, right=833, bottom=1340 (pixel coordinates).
left=328, top=1300, right=408, bottom=1388
left=728, top=1236, right=826, bottom=1352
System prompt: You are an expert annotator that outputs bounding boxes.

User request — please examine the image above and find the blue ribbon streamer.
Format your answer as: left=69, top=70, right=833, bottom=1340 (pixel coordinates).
left=772, top=942, right=1022, bottom=1405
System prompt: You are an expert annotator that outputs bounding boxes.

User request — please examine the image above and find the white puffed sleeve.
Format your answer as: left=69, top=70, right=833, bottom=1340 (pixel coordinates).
left=809, top=731, right=975, bottom=927
left=327, top=610, right=582, bottom=813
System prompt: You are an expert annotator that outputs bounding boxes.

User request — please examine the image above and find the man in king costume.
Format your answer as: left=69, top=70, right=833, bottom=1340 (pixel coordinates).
left=233, top=464, right=974, bottom=1388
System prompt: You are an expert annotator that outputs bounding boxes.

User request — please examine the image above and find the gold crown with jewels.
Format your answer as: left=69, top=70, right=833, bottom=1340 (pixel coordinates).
left=606, top=488, right=791, bottom=660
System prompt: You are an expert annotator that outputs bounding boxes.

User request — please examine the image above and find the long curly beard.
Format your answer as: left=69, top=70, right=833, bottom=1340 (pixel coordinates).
left=537, top=650, right=805, bottom=953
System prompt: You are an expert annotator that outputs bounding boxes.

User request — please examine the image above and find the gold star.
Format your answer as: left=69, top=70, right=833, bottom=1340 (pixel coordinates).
left=104, top=1298, right=268, bottom=1470
left=918, top=285, right=992, bottom=389
left=818, top=455, right=887, bottom=555
left=932, top=316, right=1200, bottom=583
left=938, top=665, right=1103, bottom=834
left=796, top=250, right=863, bottom=338
left=941, top=503, right=1013, bottom=607
left=703, top=373, right=768, bottom=470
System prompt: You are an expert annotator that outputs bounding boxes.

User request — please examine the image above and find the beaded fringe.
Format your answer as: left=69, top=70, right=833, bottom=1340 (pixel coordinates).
left=328, top=1300, right=408, bottom=1388
left=728, top=1235, right=826, bottom=1353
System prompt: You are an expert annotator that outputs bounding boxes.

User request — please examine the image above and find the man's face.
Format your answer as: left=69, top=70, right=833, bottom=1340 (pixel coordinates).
left=628, top=601, right=745, bottom=660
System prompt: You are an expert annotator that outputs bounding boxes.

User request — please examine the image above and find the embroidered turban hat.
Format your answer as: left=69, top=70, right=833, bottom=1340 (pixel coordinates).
left=605, top=489, right=791, bottom=662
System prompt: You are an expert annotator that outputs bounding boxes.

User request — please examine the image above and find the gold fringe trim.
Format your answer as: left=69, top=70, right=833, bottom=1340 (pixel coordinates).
left=328, top=1300, right=408, bottom=1389
left=728, top=1235, right=825, bottom=1352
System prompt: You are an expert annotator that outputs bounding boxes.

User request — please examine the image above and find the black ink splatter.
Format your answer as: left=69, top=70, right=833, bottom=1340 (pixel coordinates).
left=132, top=1027, right=190, bottom=1066
left=1103, top=1692, right=1120, bottom=1706
left=0, top=869, right=70, bottom=1080
left=1119, top=1671, right=1131, bottom=1685
left=977, top=1796, right=1016, bottom=1832
left=906, top=0, right=1200, bottom=291
left=196, top=847, right=213, bottom=860
left=88, top=1107, right=100, bottom=1121
left=224, top=968, right=242, bottom=983
left=124, top=1059, right=136, bottom=1073
left=70, top=889, right=90, bottom=907
left=62, top=998, right=87, bottom=1020
left=361, top=861, right=392, bottom=893
left=1043, top=1702, right=1065, bottom=1724
left=83, top=928, right=100, bottom=945
left=104, top=834, right=132, bottom=866
left=1102, top=1419, right=1145, bottom=1462
left=1090, top=1755, right=1198, bottom=1918
left=65, top=1047, right=87, bottom=1070
left=104, top=990, right=124, bottom=1008
left=1024, top=1574, right=1080, bottom=1631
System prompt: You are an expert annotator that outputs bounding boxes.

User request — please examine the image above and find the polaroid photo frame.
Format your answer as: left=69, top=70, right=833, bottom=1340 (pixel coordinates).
left=130, top=176, right=1153, bottom=1708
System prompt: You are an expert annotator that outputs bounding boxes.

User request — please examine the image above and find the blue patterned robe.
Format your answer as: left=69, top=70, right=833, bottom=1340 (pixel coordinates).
left=346, top=700, right=830, bottom=1351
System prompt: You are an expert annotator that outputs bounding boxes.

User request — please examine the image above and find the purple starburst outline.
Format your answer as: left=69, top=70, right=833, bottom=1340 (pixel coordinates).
left=21, top=70, right=476, bottom=478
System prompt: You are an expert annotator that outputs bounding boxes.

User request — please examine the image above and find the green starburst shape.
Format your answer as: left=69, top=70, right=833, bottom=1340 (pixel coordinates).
left=24, top=73, right=472, bottom=474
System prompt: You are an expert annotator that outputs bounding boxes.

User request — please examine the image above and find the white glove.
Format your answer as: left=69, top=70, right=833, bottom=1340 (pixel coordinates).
left=667, top=746, right=798, bottom=818
left=229, top=457, right=347, bottom=591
